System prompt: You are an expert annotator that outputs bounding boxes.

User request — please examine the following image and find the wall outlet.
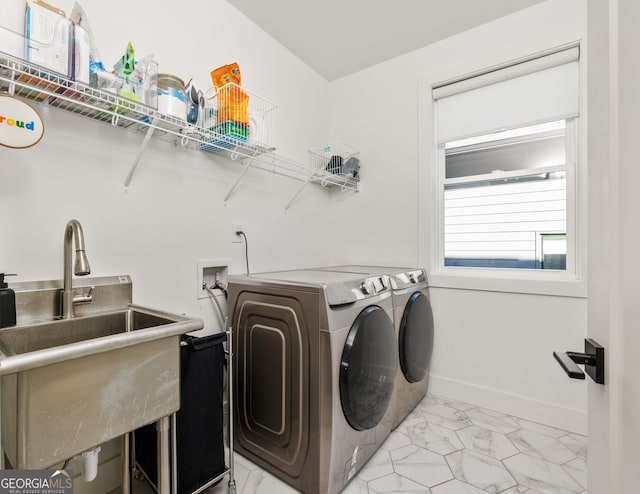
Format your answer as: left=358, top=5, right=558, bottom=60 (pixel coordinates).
left=196, top=259, right=230, bottom=300
left=232, top=223, right=243, bottom=243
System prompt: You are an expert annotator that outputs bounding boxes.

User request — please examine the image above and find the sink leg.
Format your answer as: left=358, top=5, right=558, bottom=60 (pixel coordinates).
left=156, top=416, right=171, bottom=494
left=0, top=379, right=4, bottom=469
left=171, top=413, right=177, bottom=494
left=121, top=433, right=131, bottom=494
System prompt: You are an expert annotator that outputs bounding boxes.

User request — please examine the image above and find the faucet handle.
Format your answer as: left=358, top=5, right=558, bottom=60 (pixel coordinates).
left=73, top=286, right=94, bottom=305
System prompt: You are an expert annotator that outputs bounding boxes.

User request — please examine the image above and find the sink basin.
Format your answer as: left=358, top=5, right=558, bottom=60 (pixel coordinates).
left=0, top=305, right=203, bottom=469
left=0, top=309, right=176, bottom=354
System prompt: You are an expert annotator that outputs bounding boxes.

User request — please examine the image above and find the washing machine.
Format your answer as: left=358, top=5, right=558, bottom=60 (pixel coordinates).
left=314, top=266, right=434, bottom=430
left=228, top=269, right=397, bottom=494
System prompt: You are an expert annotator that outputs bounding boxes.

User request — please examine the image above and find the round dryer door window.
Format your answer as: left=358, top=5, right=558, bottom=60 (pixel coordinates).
left=399, top=292, right=434, bottom=383
left=340, top=305, right=396, bottom=431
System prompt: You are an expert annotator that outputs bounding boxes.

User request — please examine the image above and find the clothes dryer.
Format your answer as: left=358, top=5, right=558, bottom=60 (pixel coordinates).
left=314, top=266, right=434, bottom=430
left=228, top=270, right=396, bottom=494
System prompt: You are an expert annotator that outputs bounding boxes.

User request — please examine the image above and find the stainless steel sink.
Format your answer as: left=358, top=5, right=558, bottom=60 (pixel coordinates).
left=0, top=308, right=176, bottom=354
left=0, top=304, right=203, bottom=469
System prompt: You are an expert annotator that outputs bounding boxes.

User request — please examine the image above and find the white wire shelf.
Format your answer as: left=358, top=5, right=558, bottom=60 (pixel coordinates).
left=0, top=51, right=358, bottom=208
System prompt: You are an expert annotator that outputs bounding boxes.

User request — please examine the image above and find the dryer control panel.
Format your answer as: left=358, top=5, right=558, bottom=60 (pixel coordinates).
left=390, top=269, right=428, bottom=290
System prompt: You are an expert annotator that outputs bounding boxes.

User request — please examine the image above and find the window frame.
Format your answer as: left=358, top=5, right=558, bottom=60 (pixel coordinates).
left=418, top=57, right=586, bottom=298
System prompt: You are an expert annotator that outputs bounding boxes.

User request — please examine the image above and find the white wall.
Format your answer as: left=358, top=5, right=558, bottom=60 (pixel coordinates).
left=327, top=0, right=588, bottom=433
left=1, top=1, right=335, bottom=490
left=0, top=2, right=596, bottom=490
left=0, top=0, right=333, bottom=336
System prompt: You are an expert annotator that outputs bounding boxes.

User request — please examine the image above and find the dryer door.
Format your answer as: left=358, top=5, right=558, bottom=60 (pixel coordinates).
left=339, top=305, right=396, bottom=431
left=399, top=291, right=434, bottom=383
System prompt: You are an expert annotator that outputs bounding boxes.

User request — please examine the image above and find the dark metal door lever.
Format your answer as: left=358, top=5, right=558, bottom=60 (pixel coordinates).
left=553, top=338, right=605, bottom=384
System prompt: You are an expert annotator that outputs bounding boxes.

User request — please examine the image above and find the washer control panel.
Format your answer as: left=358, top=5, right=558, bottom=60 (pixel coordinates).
left=326, top=275, right=390, bottom=306
left=359, top=276, right=387, bottom=295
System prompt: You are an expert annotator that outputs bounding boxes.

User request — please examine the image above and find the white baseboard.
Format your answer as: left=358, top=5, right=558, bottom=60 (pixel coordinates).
left=428, top=374, right=587, bottom=435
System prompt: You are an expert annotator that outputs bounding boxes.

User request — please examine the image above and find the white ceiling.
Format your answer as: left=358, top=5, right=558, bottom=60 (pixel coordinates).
left=226, top=0, right=547, bottom=81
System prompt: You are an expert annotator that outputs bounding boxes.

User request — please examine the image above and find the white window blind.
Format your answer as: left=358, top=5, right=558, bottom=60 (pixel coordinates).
left=434, top=47, right=580, bottom=143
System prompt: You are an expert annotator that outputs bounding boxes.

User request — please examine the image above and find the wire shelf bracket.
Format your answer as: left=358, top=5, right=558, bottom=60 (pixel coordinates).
left=123, top=120, right=157, bottom=190
left=285, top=177, right=313, bottom=211
left=223, top=154, right=256, bottom=205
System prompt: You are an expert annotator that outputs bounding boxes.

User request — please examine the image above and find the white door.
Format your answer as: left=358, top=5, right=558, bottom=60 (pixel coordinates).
left=587, top=1, right=640, bottom=492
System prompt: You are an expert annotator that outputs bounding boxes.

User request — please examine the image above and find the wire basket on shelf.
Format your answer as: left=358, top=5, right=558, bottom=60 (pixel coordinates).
left=199, top=82, right=276, bottom=154
left=308, top=142, right=360, bottom=180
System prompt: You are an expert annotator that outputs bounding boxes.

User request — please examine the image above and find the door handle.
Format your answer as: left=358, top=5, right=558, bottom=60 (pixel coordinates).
left=553, top=338, right=605, bottom=384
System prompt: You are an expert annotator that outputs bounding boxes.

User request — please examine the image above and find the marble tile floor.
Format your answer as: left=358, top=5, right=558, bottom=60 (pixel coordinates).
left=132, top=393, right=587, bottom=494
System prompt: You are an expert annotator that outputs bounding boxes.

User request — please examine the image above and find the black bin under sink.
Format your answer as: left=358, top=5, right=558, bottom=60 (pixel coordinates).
left=134, top=332, right=227, bottom=493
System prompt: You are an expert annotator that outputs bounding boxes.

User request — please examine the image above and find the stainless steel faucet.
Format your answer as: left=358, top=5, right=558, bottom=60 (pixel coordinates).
left=62, top=219, right=91, bottom=319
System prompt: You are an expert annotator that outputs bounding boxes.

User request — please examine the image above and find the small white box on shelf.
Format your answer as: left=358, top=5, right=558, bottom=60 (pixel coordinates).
left=308, top=142, right=360, bottom=179
left=73, top=24, right=91, bottom=84
left=25, top=0, right=72, bottom=78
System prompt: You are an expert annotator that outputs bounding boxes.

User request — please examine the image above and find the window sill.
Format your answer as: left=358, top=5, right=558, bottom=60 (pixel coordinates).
left=428, top=268, right=587, bottom=298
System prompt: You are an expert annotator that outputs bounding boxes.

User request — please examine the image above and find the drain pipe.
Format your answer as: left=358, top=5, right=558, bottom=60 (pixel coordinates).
left=76, top=446, right=101, bottom=482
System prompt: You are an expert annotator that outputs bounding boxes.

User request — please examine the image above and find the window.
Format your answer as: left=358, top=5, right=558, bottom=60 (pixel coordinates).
left=431, top=47, right=580, bottom=282
left=443, top=119, right=574, bottom=270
